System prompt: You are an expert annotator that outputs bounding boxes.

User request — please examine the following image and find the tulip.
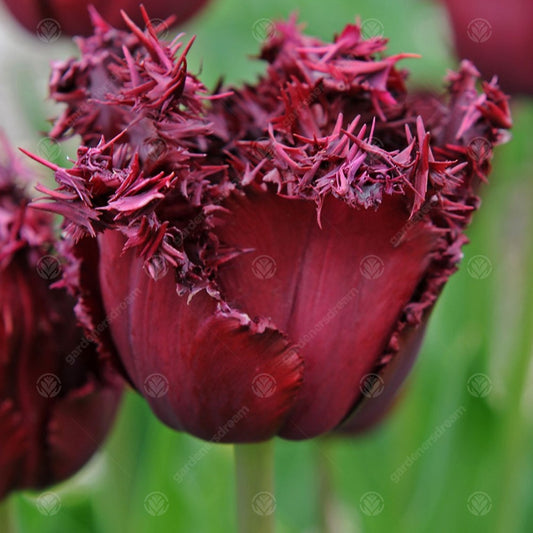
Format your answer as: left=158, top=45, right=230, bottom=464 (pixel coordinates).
left=29, top=13, right=511, bottom=444
left=0, top=138, right=121, bottom=499
left=443, top=0, right=533, bottom=95
left=1, top=0, right=210, bottom=39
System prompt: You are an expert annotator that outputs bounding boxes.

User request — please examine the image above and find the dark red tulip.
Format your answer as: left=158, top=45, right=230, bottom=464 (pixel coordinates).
left=2, top=0, right=210, bottom=39
left=443, top=0, right=533, bottom=95
left=30, top=14, right=511, bottom=442
left=0, top=138, right=121, bottom=499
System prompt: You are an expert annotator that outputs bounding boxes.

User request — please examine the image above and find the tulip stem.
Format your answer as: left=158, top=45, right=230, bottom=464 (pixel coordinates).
left=0, top=499, right=15, bottom=533
left=316, top=438, right=351, bottom=533
left=234, top=440, right=276, bottom=533
left=317, top=439, right=337, bottom=533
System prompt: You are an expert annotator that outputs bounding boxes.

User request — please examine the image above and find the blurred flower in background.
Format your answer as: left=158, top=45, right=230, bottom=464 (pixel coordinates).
left=0, top=137, right=122, bottom=500
left=443, top=0, right=533, bottom=95
left=29, top=13, right=511, bottom=444
left=1, top=0, right=210, bottom=38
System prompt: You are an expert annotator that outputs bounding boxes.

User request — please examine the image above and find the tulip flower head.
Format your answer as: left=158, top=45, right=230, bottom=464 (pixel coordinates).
left=29, top=11, right=511, bottom=443
left=0, top=138, right=121, bottom=499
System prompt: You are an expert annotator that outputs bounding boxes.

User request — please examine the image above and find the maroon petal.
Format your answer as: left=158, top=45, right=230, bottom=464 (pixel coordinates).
left=97, top=230, right=304, bottom=442
left=47, top=386, right=121, bottom=480
left=211, top=188, right=441, bottom=439
left=337, top=313, right=429, bottom=434
left=59, top=236, right=126, bottom=379
left=0, top=400, right=26, bottom=497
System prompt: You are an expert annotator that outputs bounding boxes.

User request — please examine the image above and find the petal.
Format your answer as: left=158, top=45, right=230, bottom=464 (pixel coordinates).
left=211, top=188, right=441, bottom=439
left=0, top=400, right=26, bottom=498
left=61, top=236, right=130, bottom=382
left=98, top=230, right=304, bottom=442
left=336, top=314, right=429, bottom=434
left=47, top=387, right=122, bottom=481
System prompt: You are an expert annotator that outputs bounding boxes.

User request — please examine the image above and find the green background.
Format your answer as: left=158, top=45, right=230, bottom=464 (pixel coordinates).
left=3, top=0, right=533, bottom=531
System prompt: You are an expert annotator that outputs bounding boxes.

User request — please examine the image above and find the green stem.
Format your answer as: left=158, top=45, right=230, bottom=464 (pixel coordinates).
left=0, top=498, right=15, bottom=533
left=234, top=440, right=275, bottom=533
left=317, top=439, right=346, bottom=533
left=317, top=440, right=334, bottom=533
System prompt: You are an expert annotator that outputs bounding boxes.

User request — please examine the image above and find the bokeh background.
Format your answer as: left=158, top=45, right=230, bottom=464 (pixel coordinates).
left=0, top=0, right=532, bottom=531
